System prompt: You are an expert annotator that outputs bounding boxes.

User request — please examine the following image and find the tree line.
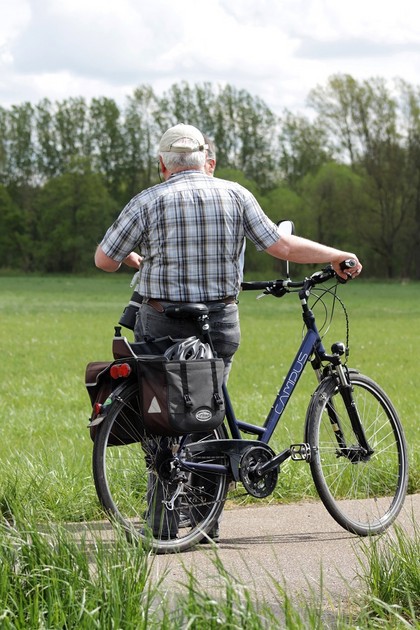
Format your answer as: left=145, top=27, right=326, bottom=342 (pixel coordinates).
left=1, top=76, right=419, bottom=278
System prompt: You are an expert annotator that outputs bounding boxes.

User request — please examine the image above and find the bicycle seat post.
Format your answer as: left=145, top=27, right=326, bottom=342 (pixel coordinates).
left=196, top=313, right=216, bottom=354
left=164, top=302, right=216, bottom=354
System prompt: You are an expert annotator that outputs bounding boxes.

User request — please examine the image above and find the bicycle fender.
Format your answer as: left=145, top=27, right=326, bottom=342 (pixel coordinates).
left=87, top=373, right=138, bottom=440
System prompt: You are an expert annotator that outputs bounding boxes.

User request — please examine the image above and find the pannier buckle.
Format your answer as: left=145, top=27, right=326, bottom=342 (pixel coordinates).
left=183, top=394, right=193, bottom=407
left=213, top=393, right=223, bottom=407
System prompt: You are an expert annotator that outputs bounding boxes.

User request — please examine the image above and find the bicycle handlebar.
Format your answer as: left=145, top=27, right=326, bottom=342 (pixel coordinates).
left=241, top=261, right=354, bottom=296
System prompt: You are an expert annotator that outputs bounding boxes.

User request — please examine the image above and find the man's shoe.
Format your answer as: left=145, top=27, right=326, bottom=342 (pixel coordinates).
left=179, top=510, right=191, bottom=528
left=199, top=525, right=220, bottom=544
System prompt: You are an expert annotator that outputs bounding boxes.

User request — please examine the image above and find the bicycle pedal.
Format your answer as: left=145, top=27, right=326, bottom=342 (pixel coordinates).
left=290, top=443, right=311, bottom=462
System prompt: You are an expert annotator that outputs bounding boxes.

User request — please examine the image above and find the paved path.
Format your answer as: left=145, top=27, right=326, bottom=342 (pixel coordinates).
left=74, top=493, right=420, bottom=616
left=148, top=494, right=420, bottom=613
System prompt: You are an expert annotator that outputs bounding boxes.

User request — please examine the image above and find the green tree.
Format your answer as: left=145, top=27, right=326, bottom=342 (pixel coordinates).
left=34, top=99, right=61, bottom=180
left=89, top=97, right=124, bottom=201
left=263, top=184, right=303, bottom=227
left=397, top=79, right=420, bottom=279
left=53, top=98, right=92, bottom=173
left=0, top=107, right=7, bottom=185
left=278, top=111, right=332, bottom=191
left=308, top=74, right=418, bottom=277
left=121, top=86, right=161, bottom=201
left=307, top=74, right=365, bottom=165
left=4, top=102, right=35, bottom=185
left=2, top=79, right=420, bottom=278
left=34, top=169, right=117, bottom=273
left=300, top=162, right=366, bottom=248
left=159, top=82, right=201, bottom=129
left=212, top=85, right=279, bottom=191
left=0, top=185, right=25, bottom=268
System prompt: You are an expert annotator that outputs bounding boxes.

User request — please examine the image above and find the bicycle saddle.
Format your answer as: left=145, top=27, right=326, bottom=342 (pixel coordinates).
left=165, top=303, right=209, bottom=319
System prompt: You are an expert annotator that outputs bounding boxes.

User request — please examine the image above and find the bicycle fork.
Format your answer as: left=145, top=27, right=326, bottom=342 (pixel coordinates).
left=327, top=363, right=375, bottom=461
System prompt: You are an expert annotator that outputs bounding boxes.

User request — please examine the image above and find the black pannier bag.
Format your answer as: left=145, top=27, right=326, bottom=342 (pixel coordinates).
left=138, top=356, right=226, bottom=436
left=86, top=336, right=182, bottom=444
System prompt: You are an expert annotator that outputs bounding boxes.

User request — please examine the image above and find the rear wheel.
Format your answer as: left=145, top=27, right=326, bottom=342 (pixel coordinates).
left=306, top=372, right=408, bottom=535
left=92, top=383, right=228, bottom=553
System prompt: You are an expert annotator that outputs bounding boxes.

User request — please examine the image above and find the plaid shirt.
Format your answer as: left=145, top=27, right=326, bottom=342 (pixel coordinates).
left=100, top=171, right=280, bottom=302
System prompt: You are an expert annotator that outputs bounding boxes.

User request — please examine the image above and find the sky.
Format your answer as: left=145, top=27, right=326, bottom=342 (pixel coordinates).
left=1, top=0, right=420, bottom=117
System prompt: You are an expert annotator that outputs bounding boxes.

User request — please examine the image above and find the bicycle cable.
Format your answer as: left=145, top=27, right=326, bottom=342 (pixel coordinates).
left=305, top=282, right=351, bottom=362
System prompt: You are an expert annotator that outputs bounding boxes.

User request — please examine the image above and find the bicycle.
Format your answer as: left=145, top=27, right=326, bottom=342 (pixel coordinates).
left=87, top=262, right=408, bottom=553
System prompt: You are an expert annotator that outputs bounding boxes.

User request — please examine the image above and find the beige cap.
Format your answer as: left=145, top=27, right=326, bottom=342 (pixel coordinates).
left=158, top=123, right=208, bottom=153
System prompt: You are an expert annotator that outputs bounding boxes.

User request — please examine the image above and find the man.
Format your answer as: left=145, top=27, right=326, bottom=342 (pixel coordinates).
left=95, top=123, right=362, bottom=541
left=95, top=122, right=361, bottom=376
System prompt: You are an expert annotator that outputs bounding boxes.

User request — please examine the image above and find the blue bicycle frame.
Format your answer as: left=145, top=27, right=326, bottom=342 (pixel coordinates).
left=179, top=287, right=329, bottom=480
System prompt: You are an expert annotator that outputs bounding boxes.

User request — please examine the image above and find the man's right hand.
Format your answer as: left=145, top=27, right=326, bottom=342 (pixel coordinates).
left=123, top=253, right=143, bottom=269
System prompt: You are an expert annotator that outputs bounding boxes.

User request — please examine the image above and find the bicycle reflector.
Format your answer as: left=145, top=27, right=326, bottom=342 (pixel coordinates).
left=110, top=363, right=132, bottom=379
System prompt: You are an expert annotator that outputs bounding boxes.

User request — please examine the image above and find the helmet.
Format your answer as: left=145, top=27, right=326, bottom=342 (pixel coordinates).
left=164, top=336, right=213, bottom=361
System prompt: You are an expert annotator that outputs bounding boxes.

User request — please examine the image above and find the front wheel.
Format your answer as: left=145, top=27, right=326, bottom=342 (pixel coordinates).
left=305, top=372, right=408, bottom=536
left=92, top=383, right=229, bottom=553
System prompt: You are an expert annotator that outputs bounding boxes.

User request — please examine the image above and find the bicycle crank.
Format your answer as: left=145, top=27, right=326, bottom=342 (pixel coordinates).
left=239, top=446, right=278, bottom=498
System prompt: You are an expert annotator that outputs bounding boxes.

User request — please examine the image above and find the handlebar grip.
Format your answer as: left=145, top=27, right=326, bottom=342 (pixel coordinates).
left=339, top=259, right=357, bottom=271
left=336, top=259, right=357, bottom=284
left=241, top=281, right=274, bottom=291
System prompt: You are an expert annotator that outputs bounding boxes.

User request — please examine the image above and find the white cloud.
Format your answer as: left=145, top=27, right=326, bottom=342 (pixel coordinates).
left=1, top=0, right=420, bottom=114
left=0, top=0, right=31, bottom=45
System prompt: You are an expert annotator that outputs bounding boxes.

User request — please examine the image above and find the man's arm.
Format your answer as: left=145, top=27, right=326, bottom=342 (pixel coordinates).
left=265, top=234, right=362, bottom=279
left=94, top=245, right=142, bottom=272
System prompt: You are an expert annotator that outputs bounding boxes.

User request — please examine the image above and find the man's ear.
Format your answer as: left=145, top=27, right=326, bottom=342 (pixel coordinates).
left=159, top=155, right=169, bottom=178
left=206, top=159, right=216, bottom=175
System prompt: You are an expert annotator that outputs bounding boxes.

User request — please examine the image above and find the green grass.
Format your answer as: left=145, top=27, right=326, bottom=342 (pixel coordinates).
left=0, top=273, right=419, bottom=522
left=0, top=518, right=162, bottom=628
left=357, top=522, right=420, bottom=626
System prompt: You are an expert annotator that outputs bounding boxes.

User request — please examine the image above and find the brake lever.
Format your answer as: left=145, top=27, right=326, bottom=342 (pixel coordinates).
left=336, top=274, right=350, bottom=284
left=257, top=285, right=287, bottom=299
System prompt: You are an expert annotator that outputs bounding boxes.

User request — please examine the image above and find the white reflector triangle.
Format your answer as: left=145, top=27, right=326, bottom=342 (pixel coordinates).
left=148, top=397, right=161, bottom=413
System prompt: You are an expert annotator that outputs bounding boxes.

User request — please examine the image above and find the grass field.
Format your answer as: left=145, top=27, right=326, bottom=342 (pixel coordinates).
left=0, top=272, right=419, bottom=522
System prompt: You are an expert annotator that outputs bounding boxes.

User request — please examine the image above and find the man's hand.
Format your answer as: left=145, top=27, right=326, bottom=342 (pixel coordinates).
left=123, top=252, right=143, bottom=269
left=331, top=255, right=362, bottom=280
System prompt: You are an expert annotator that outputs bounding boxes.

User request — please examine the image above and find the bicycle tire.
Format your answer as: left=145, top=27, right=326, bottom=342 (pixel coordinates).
left=305, top=371, right=408, bottom=536
left=92, top=382, right=229, bottom=553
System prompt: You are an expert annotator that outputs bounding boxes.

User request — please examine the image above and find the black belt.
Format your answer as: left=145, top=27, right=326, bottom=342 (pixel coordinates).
left=143, top=297, right=237, bottom=313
